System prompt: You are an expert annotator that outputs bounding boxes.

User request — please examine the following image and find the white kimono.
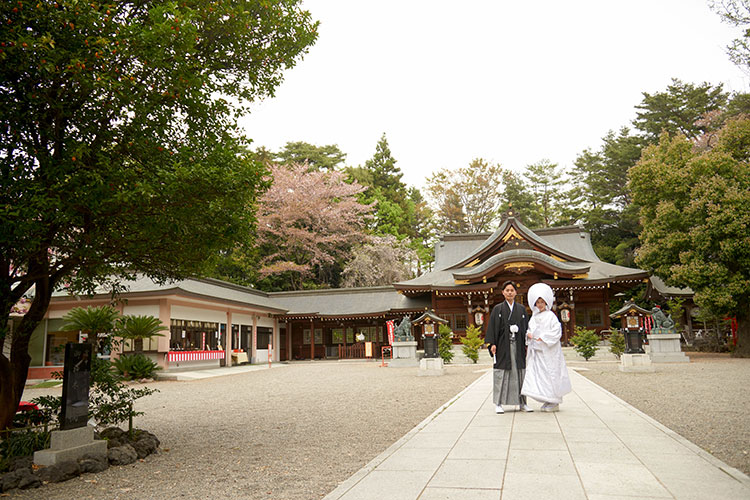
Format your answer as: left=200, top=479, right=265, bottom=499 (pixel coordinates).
left=521, top=310, right=572, bottom=404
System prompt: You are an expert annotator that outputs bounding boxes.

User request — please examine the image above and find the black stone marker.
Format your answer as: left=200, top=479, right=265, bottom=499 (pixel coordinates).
left=60, top=342, right=93, bottom=430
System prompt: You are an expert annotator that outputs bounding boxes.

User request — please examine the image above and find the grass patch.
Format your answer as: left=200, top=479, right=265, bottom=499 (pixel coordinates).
left=28, top=381, right=63, bottom=389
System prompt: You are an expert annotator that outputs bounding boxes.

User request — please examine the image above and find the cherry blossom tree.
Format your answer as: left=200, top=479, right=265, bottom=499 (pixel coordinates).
left=256, top=164, right=373, bottom=289
left=341, top=235, right=418, bottom=287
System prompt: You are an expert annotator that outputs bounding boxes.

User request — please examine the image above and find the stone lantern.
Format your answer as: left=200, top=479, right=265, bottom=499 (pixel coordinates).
left=609, top=301, right=653, bottom=372
left=412, top=310, right=449, bottom=375
left=610, top=301, right=649, bottom=353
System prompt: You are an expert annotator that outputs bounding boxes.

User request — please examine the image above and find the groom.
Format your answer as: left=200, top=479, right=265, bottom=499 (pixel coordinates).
left=485, top=280, right=532, bottom=414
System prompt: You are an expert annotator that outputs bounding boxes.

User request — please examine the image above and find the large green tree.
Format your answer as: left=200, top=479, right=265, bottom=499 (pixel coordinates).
left=274, top=141, right=346, bottom=171
left=523, top=160, right=564, bottom=228
left=347, top=134, right=419, bottom=239
left=566, top=128, right=644, bottom=265
left=0, top=0, right=317, bottom=429
left=629, top=118, right=750, bottom=357
left=426, top=159, right=505, bottom=233
left=498, top=170, right=542, bottom=228
left=633, top=79, right=728, bottom=142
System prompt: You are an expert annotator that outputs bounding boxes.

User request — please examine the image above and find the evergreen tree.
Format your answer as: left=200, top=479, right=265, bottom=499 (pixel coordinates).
left=438, top=324, right=454, bottom=364
left=274, top=141, right=346, bottom=171
left=347, top=134, right=417, bottom=239
left=633, top=79, right=728, bottom=142
left=523, top=160, right=563, bottom=228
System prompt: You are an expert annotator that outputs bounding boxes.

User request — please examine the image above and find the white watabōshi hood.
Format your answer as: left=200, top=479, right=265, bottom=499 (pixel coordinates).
left=528, top=283, right=555, bottom=314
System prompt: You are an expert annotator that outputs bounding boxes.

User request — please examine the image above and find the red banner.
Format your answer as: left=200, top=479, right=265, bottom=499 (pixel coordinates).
left=386, top=320, right=395, bottom=345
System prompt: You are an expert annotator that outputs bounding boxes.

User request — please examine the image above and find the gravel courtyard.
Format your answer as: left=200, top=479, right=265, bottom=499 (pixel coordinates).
left=14, top=353, right=750, bottom=499
left=17, top=361, right=486, bottom=500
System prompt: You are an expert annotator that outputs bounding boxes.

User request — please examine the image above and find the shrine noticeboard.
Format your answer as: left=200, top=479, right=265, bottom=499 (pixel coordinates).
left=60, top=343, right=93, bottom=430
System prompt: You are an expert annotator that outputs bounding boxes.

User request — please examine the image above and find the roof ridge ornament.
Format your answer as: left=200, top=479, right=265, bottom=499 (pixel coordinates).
left=502, top=205, right=520, bottom=222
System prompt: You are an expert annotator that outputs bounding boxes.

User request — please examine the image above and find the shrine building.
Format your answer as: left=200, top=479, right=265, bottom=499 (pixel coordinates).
left=21, top=209, right=654, bottom=376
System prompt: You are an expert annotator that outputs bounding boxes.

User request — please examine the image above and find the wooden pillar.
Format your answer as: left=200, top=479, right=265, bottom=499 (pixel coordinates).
left=604, top=294, right=611, bottom=332
left=225, top=310, right=233, bottom=367
left=310, top=318, right=315, bottom=360
left=466, top=293, right=475, bottom=328
left=158, top=299, right=171, bottom=369
left=252, top=315, right=258, bottom=363
left=285, top=321, right=291, bottom=361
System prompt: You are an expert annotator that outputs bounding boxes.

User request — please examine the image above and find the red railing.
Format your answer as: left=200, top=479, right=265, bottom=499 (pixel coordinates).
left=167, top=350, right=225, bottom=362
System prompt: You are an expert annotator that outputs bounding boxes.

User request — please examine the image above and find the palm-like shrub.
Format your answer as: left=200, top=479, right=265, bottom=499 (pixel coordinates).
left=54, top=307, right=160, bottom=427
left=61, top=305, right=120, bottom=349
left=113, top=354, right=161, bottom=380
left=116, top=315, right=167, bottom=353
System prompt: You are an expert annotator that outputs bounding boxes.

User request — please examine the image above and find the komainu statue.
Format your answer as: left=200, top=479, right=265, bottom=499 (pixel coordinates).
left=651, top=307, right=676, bottom=333
left=393, top=315, right=414, bottom=342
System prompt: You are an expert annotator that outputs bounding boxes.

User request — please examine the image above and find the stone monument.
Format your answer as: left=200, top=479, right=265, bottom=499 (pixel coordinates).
left=34, top=343, right=107, bottom=466
left=390, top=315, right=418, bottom=367
left=647, top=307, right=689, bottom=363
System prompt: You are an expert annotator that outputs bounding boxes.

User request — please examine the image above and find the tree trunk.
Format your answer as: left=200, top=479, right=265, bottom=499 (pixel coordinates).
left=732, top=308, right=750, bottom=358
left=0, top=272, right=53, bottom=430
left=0, top=348, right=31, bottom=433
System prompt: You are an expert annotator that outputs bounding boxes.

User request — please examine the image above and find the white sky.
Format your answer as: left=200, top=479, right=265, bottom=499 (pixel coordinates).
left=239, top=0, right=749, bottom=189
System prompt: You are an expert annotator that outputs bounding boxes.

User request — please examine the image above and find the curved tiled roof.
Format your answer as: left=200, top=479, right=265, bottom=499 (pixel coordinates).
left=452, top=249, right=590, bottom=280
left=270, top=286, right=430, bottom=317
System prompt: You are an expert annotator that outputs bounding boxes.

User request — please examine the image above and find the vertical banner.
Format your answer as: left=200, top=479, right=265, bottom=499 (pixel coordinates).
left=202, top=332, right=206, bottom=351
left=365, top=341, right=373, bottom=358
left=386, top=320, right=395, bottom=345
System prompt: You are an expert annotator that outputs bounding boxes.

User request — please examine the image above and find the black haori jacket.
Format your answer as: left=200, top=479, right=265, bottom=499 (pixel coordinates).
left=485, top=301, right=529, bottom=370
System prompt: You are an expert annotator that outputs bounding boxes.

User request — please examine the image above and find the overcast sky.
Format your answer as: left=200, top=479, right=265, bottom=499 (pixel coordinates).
left=239, top=0, right=749, bottom=189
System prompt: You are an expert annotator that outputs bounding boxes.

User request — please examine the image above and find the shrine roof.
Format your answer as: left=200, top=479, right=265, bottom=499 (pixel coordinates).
left=452, top=249, right=590, bottom=280
left=269, top=286, right=430, bottom=318
left=397, top=214, right=649, bottom=291
left=647, top=275, right=694, bottom=298
left=50, top=275, right=288, bottom=313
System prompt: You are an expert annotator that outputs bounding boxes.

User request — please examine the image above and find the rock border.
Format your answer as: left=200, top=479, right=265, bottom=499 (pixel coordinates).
left=0, top=427, right=160, bottom=492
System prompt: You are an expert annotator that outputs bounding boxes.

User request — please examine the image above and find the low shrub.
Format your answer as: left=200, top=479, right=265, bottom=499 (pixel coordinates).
left=438, top=324, right=454, bottom=364
left=571, top=326, right=600, bottom=361
left=609, top=330, right=626, bottom=359
left=113, top=354, right=161, bottom=380
left=460, top=325, right=484, bottom=363
left=0, top=429, right=51, bottom=472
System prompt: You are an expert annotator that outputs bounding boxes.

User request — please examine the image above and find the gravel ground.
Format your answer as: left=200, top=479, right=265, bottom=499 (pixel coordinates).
left=15, top=361, right=487, bottom=500
left=12, top=353, right=750, bottom=499
left=572, top=352, right=750, bottom=475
